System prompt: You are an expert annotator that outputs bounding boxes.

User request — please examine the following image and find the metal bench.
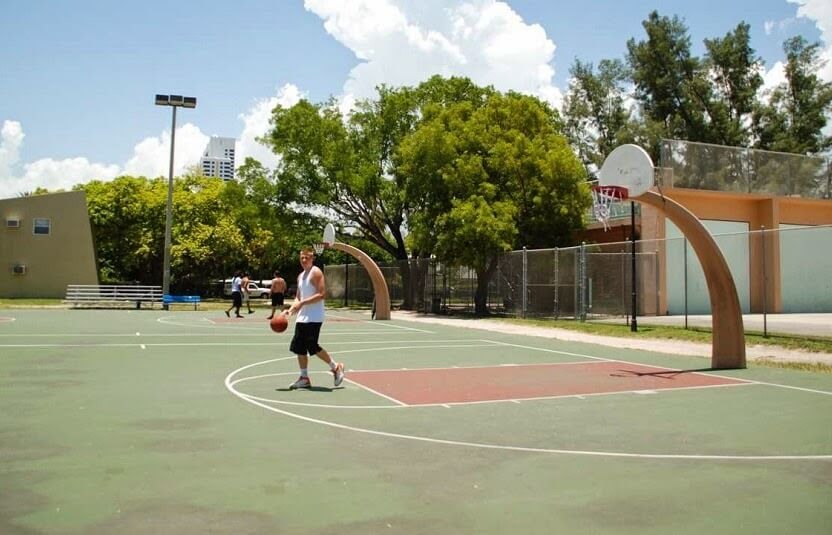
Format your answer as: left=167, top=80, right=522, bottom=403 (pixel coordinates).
left=163, top=294, right=201, bottom=310
left=65, top=285, right=163, bottom=309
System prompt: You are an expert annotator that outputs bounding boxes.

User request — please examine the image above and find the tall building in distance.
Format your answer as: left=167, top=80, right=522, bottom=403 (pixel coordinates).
left=199, top=136, right=236, bottom=180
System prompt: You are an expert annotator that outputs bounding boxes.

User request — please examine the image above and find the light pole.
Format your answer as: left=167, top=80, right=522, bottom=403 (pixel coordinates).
left=154, top=94, right=196, bottom=307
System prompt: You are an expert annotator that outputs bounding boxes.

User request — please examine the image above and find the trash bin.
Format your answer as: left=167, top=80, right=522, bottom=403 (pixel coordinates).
left=431, top=297, right=441, bottom=314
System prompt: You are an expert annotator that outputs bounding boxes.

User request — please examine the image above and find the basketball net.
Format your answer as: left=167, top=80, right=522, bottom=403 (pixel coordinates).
left=313, top=243, right=327, bottom=255
left=591, top=185, right=628, bottom=231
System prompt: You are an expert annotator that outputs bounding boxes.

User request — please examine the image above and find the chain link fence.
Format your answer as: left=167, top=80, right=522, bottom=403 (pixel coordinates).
left=324, top=224, right=832, bottom=320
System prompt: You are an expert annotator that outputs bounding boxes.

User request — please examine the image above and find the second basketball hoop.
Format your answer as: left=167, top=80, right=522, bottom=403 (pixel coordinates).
left=591, top=185, right=628, bottom=231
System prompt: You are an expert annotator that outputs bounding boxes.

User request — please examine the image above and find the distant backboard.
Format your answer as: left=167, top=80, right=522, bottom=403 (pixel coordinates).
left=323, top=223, right=335, bottom=245
left=598, top=144, right=654, bottom=198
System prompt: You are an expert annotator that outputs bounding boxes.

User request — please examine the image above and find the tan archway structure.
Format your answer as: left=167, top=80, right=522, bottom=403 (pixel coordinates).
left=326, top=242, right=391, bottom=320
left=635, top=191, right=746, bottom=369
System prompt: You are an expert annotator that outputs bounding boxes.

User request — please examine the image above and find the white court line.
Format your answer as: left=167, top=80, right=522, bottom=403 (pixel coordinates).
left=226, top=375, right=832, bottom=461
left=232, top=371, right=753, bottom=409
left=0, top=337, right=487, bottom=350
left=226, top=340, right=832, bottom=460
left=744, top=380, right=832, bottom=397
left=347, top=359, right=600, bottom=374
left=327, top=313, right=434, bottom=333
left=230, top=371, right=405, bottom=409
left=0, top=342, right=288, bottom=349
left=341, top=378, right=408, bottom=406
left=485, top=340, right=761, bottom=386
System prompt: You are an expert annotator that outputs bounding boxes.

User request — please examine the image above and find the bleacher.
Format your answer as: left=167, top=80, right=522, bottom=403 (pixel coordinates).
left=65, top=285, right=163, bottom=309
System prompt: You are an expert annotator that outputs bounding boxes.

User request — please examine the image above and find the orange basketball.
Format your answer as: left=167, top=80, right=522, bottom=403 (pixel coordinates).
left=270, top=314, right=289, bottom=333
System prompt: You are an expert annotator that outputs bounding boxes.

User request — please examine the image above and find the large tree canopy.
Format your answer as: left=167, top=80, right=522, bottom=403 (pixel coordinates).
left=753, top=36, right=832, bottom=154
left=76, top=173, right=315, bottom=292
left=398, top=92, right=589, bottom=314
left=261, top=76, right=496, bottom=308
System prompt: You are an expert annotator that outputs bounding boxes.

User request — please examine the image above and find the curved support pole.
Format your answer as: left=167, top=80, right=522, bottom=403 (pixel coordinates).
left=635, top=191, right=745, bottom=368
left=328, top=242, right=391, bottom=320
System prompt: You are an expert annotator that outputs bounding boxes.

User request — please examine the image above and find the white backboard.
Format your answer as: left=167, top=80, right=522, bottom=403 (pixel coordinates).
left=598, top=144, right=654, bottom=198
left=323, top=223, right=335, bottom=245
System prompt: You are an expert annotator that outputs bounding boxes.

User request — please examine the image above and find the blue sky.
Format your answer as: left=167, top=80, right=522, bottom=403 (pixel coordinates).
left=1, top=0, right=828, bottom=197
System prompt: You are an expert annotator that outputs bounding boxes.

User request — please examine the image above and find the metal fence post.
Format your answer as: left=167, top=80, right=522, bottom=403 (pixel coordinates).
left=344, top=260, right=349, bottom=308
left=579, top=242, right=586, bottom=322
left=761, top=225, right=768, bottom=338
left=553, top=247, right=559, bottom=319
left=683, top=237, right=688, bottom=329
left=522, top=246, right=528, bottom=319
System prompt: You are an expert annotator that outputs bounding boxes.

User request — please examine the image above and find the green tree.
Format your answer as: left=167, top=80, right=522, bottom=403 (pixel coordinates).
left=78, top=176, right=162, bottom=284
left=398, top=92, right=589, bottom=315
left=262, top=76, right=493, bottom=308
left=562, top=58, right=638, bottom=173
left=77, top=172, right=303, bottom=293
left=627, top=12, right=707, bottom=141
left=703, top=22, right=764, bottom=147
left=753, top=36, right=832, bottom=155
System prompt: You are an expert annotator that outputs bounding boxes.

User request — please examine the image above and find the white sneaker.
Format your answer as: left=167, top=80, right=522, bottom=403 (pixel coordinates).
left=289, top=376, right=311, bottom=389
left=332, top=362, right=345, bottom=387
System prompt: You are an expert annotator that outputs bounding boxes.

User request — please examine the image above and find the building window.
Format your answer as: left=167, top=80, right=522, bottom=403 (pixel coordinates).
left=33, top=217, right=51, bottom=235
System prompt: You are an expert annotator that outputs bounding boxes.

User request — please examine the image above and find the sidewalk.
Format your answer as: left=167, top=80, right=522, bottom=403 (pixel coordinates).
left=391, top=311, right=832, bottom=366
left=599, top=313, right=832, bottom=338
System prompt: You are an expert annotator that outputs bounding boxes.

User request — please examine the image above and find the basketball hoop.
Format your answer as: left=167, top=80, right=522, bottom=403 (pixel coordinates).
left=313, top=243, right=326, bottom=255
left=591, top=185, right=628, bottom=231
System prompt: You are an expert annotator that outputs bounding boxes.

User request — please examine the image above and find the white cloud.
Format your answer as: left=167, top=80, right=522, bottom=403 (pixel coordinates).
left=764, top=20, right=775, bottom=35
left=0, top=120, right=121, bottom=198
left=787, top=0, right=832, bottom=82
left=122, top=123, right=208, bottom=178
left=0, top=120, right=209, bottom=199
left=0, top=120, right=25, bottom=181
left=759, top=0, right=832, bottom=103
left=304, top=0, right=562, bottom=108
left=17, top=158, right=120, bottom=195
left=237, top=83, right=305, bottom=170
left=759, top=61, right=787, bottom=102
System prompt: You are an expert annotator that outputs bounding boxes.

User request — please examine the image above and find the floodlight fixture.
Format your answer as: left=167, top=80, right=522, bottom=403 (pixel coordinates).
left=154, top=93, right=197, bottom=307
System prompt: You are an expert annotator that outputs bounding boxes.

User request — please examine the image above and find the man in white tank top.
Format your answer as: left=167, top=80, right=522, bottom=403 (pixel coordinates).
left=285, top=246, right=344, bottom=389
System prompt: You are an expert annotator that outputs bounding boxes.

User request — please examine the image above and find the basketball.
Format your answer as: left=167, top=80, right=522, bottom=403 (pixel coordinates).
left=270, top=314, right=288, bottom=333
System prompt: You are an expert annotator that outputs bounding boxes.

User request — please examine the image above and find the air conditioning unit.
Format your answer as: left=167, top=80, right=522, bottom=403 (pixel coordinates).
left=6, top=217, right=21, bottom=229
left=12, top=264, right=26, bottom=275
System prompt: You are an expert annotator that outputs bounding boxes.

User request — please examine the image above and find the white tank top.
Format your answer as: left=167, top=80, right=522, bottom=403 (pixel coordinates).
left=231, top=276, right=242, bottom=293
left=296, top=267, right=325, bottom=323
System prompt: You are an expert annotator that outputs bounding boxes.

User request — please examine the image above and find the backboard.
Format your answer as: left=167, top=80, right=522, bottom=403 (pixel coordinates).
left=323, top=223, right=335, bottom=245
left=598, top=144, right=654, bottom=198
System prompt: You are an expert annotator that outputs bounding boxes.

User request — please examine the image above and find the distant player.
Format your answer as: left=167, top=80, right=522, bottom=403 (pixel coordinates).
left=224, top=271, right=244, bottom=318
left=286, top=246, right=344, bottom=389
left=241, top=272, right=254, bottom=314
left=267, top=270, right=287, bottom=320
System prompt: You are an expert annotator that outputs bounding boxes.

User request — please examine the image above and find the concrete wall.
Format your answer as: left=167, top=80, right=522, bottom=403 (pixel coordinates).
left=779, top=224, right=832, bottom=312
left=665, top=220, right=750, bottom=314
left=638, top=188, right=832, bottom=314
left=0, top=191, right=98, bottom=298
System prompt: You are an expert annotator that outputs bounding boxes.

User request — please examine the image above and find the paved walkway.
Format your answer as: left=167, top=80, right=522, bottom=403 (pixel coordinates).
left=391, top=311, right=832, bottom=366
left=602, top=313, right=832, bottom=338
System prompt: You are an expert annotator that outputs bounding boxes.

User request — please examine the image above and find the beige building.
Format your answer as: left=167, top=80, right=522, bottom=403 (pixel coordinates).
left=0, top=191, right=98, bottom=298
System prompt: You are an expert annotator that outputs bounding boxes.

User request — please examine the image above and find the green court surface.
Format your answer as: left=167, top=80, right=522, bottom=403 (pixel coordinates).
left=1, top=309, right=831, bottom=534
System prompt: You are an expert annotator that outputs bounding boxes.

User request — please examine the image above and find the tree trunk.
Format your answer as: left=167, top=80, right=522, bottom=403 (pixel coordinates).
left=474, top=257, right=499, bottom=316
left=399, top=261, right=413, bottom=310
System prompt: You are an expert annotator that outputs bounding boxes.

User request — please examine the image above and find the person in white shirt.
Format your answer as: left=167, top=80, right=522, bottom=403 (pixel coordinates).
left=285, top=246, right=344, bottom=389
left=224, top=271, right=244, bottom=318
